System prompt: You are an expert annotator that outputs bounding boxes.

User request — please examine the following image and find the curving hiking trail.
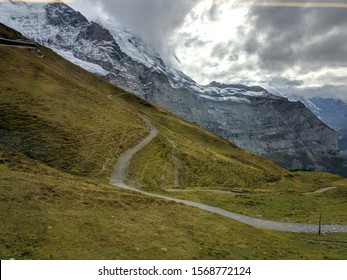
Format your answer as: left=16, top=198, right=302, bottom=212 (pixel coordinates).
left=305, top=187, right=337, bottom=195
left=111, top=117, right=158, bottom=181
left=110, top=117, right=347, bottom=233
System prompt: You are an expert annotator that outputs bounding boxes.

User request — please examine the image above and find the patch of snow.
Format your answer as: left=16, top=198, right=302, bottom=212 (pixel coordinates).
left=0, top=0, right=270, bottom=106
left=53, top=48, right=109, bottom=76
left=0, top=1, right=115, bottom=76
left=103, top=21, right=165, bottom=71
left=199, top=94, right=250, bottom=103
left=242, top=90, right=267, bottom=97
left=0, top=2, right=54, bottom=40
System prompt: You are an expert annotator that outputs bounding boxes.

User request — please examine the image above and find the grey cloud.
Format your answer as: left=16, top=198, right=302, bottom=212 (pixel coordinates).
left=297, top=30, right=347, bottom=71
left=268, top=76, right=304, bottom=89
left=241, top=0, right=347, bottom=73
left=282, top=85, right=347, bottom=102
left=210, top=41, right=241, bottom=62
left=206, top=0, right=228, bottom=21
left=207, top=1, right=219, bottom=21
left=183, top=35, right=209, bottom=48
left=206, top=0, right=230, bottom=22
left=211, top=41, right=232, bottom=59
left=204, top=61, right=258, bottom=83
left=69, top=0, right=347, bottom=101
left=71, top=0, right=201, bottom=64
left=228, top=54, right=239, bottom=61
left=315, top=72, right=347, bottom=85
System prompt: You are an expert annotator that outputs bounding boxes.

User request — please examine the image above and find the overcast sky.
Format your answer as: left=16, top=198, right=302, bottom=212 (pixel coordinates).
left=69, top=0, right=347, bottom=101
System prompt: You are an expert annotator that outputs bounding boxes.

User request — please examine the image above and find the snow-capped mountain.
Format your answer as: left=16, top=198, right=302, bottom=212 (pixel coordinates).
left=1, top=0, right=344, bottom=175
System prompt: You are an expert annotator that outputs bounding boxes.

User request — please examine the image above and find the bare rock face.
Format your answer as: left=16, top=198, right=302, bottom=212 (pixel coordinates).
left=1, top=1, right=344, bottom=175
left=45, top=3, right=87, bottom=28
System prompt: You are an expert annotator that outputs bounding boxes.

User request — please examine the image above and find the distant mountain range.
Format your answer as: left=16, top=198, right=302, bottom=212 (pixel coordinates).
left=1, top=0, right=345, bottom=175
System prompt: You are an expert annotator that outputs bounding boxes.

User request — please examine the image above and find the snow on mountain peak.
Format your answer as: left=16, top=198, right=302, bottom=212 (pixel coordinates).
left=102, top=21, right=165, bottom=70
left=0, top=0, right=273, bottom=103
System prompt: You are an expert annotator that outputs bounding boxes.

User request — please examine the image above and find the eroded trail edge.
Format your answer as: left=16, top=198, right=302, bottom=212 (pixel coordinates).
left=110, top=117, right=347, bottom=233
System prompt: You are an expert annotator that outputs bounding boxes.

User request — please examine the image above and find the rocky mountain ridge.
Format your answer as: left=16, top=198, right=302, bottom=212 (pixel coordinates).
left=0, top=0, right=344, bottom=175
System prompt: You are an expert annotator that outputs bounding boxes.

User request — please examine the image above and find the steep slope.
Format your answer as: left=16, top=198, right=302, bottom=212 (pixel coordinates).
left=0, top=0, right=343, bottom=174
left=3, top=145, right=347, bottom=260
left=308, top=97, right=347, bottom=131
left=1, top=24, right=347, bottom=259
left=307, top=97, right=347, bottom=157
left=288, top=96, right=347, bottom=131
left=285, top=95, right=347, bottom=174
left=0, top=22, right=285, bottom=189
left=0, top=24, right=147, bottom=179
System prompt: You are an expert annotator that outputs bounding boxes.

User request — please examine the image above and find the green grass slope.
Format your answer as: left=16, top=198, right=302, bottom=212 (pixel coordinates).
left=1, top=24, right=346, bottom=259
left=0, top=26, right=147, bottom=179
left=1, top=145, right=347, bottom=260
left=126, top=98, right=285, bottom=189
left=124, top=96, right=347, bottom=224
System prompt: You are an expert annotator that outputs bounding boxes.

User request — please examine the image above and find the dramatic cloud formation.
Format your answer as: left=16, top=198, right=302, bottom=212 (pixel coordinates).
left=170, top=0, right=347, bottom=100
left=245, top=0, right=347, bottom=73
left=241, top=0, right=347, bottom=98
left=70, top=0, right=200, bottom=62
left=69, top=0, right=347, bottom=100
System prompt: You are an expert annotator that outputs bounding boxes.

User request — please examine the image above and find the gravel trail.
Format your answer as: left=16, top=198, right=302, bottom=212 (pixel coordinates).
left=111, top=117, right=158, bottom=181
left=305, top=187, right=337, bottom=194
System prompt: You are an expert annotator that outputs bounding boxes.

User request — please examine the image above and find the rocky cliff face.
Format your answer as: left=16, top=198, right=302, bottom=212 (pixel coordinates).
left=0, top=1, right=343, bottom=175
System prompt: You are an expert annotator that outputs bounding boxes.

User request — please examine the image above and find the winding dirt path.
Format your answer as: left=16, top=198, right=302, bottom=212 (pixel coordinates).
left=305, top=187, right=337, bottom=195
left=166, top=188, right=248, bottom=195
left=111, top=117, right=158, bottom=181
left=110, top=117, right=347, bottom=233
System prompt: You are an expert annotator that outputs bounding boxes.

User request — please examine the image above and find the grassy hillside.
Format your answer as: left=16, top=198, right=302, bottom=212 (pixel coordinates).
left=1, top=145, right=347, bottom=260
left=124, top=94, right=286, bottom=189
left=1, top=24, right=346, bottom=259
left=124, top=96, right=347, bottom=224
left=0, top=26, right=147, bottom=179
